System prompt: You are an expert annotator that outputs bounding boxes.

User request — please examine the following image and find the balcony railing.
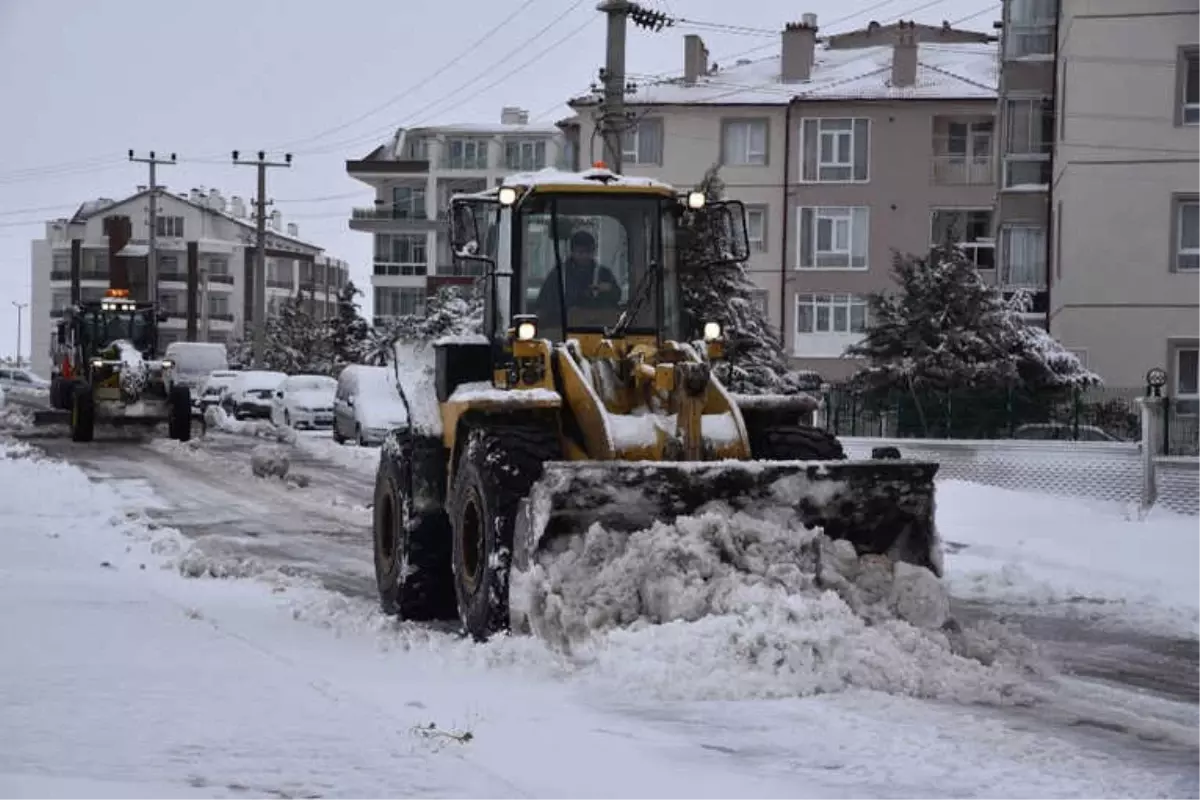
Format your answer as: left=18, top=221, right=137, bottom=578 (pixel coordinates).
left=207, top=273, right=234, bottom=284
left=351, top=206, right=428, bottom=222
left=930, top=155, right=994, bottom=185
left=435, top=262, right=486, bottom=277
left=267, top=278, right=293, bottom=289
left=373, top=262, right=428, bottom=277
left=49, top=270, right=109, bottom=282
left=1002, top=154, right=1051, bottom=188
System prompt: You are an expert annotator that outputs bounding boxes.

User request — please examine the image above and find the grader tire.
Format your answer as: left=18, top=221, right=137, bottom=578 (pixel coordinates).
left=447, top=422, right=559, bottom=641
left=168, top=386, right=192, bottom=442
left=70, top=388, right=95, bottom=443
left=751, top=424, right=846, bottom=461
left=373, top=440, right=456, bottom=621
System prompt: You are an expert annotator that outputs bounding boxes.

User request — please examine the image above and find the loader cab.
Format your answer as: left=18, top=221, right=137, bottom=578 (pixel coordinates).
left=450, top=167, right=749, bottom=354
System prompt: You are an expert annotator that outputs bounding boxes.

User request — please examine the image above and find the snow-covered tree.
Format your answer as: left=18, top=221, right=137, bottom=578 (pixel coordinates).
left=361, top=284, right=485, bottom=366
left=679, top=164, right=818, bottom=393
left=225, top=294, right=336, bottom=375
left=327, top=280, right=370, bottom=369
left=845, top=243, right=1098, bottom=435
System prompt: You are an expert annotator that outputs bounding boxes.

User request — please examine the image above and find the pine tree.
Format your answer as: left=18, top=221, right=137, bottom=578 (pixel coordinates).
left=679, top=164, right=817, bottom=394
left=845, top=243, right=1098, bottom=434
left=361, top=284, right=485, bottom=366
left=327, top=280, right=370, bottom=369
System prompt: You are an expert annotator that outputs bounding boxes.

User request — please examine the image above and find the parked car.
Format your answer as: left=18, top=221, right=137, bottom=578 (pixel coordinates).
left=271, top=374, right=337, bottom=429
left=333, top=365, right=408, bottom=446
left=163, top=342, right=229, bottom=396
left=0, top=366, right=50, bottom=397
left=195, top=369, right=241, bottom=416
left=220, top=370, right=287, bottom=420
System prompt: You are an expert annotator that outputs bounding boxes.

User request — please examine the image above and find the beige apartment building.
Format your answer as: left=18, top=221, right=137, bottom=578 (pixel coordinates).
left=1049, top=0, right=1198, bottom=406
left=568, top=16, right=1000, bottom=379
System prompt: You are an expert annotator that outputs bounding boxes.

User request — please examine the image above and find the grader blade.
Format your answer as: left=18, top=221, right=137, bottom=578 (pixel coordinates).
left=512, top=459, right=942, bottom=576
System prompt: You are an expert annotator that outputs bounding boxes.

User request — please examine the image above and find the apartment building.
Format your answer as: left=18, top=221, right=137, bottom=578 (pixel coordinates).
left=345, top=107, right=568, bottom=324
left=1048, top=0, right=1198, bottom=405
left=569, top=17, right=999, bottom=379
left=28, top=186, right=348, bottom=378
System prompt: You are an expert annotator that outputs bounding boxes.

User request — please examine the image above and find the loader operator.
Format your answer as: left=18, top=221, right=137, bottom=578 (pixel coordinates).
left=534, top=229, right=622, bottom=324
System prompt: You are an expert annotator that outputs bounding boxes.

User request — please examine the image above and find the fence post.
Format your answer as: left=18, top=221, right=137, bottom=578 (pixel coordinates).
left=1137, top=395, right=1165, bottom=510
left=815, top=383, right=830, bottom=430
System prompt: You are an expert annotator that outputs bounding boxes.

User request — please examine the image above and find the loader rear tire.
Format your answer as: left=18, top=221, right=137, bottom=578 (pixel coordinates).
left=373, top=437, right=456, bottom=621
left=448, top=422, right=559, bottom=641
left=751, top=424, right=846, bottom=461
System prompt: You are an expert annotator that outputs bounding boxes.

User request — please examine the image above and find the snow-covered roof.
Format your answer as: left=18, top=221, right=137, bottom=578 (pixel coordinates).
left=411, top=121, right=562, bottom=135
left=574, top=41, right=997, bottom=106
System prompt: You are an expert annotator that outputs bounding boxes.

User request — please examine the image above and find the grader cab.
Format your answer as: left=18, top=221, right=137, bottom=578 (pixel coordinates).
left=372, top=166, right=941, bottom=640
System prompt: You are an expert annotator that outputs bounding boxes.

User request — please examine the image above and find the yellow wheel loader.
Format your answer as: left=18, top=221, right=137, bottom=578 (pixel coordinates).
left=372, top=165, right=941, bottom=640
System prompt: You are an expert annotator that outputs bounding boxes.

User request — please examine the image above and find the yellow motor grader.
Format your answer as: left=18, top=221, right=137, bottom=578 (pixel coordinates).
left=372, top=165, right=940, bottom=640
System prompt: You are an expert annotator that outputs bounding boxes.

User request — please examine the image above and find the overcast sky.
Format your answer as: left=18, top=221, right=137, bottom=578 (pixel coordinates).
left=0, top=0, right=997, bottom=363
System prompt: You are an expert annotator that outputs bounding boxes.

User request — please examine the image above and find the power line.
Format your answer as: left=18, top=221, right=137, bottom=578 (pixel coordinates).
left=291, top=6, right=597, bottom=158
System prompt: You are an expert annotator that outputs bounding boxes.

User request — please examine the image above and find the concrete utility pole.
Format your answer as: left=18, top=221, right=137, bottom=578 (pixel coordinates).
left=597, top=0, right=632, bottom=174
left=11, top=300, right=27, bottom=367
left=232, top=150, right=292, bottom=368
left=128, top=151, right=177, bottom=305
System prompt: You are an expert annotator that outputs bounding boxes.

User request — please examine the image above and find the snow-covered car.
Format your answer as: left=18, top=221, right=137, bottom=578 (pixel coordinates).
left=333, top=364, right=408, bottom=446
left=162, top=342, right=229, bottom=396
left=270, top=374, right=336, bottom=429
left=220, top=370, right=287, bottom=420
left=195, top=369, right=240, bottom=416
left=0, top=366, right=50, bottom=397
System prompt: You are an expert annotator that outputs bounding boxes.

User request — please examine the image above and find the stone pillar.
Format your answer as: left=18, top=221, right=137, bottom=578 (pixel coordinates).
left=1137, top=395, right=1165, bottom=510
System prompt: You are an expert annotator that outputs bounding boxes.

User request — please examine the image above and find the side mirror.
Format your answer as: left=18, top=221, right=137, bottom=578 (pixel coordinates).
left=275, top=391, right=284, bottom=398
left=346, top=395, right=355, bottom=407
left=450, top=198, right=494, bottom=265
left=702, top=200, right=750, bottom=266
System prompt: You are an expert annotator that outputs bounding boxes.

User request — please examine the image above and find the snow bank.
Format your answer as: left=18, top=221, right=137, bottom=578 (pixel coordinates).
left=938, top=480, right=1200, bottom=636
left=511, top=508, right=1040, bottom=706
left=204, top=405, right=296, bottom=444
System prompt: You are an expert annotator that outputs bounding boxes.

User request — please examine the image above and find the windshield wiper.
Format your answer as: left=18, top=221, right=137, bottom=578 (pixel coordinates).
left=605, top=261, right=657, bottom=340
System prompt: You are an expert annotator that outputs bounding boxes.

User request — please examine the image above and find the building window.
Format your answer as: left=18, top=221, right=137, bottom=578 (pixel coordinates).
left=933, top=120, right=993, bottom=184
left=1003, top=97, right=1053, bottom=187
left=391, top=186, right=426, bottom=219
left=51, top=291, right=70, bottom=311
left=1177, top=198, right=1199, bottom=271
left=795, top=293, right=869, bottom=335
left=1005, top=0, right=1056, bottom=59
left=51, top=253, right=69, bottom=276
left=505, top=139, right=547, bottom=171
left=721, top=119, right=768, bottom=166
left=800, top=118, right=870, bottom=183
left=1176, top=346, right=1199, bottom=415
left=375, top=287, right=426, bottom=318
left=157, top=254, right=180, bottom=278
left=373, top=233, right=428, bottom=276
left=208, top=295, right=230, bottom=317
left=749, top=288, right=770, bottom=316
left=204, top=256, right=229, bottom=276
left=931, top=209, right=995, bottom=269
left=1182, top=50, right=1199, bottom=125
left=404, top=136, right=430, bottom=160
left=443, top=138, right=489, bottom=170
left=999, top=225, right=1046, bottom=288
left=746, top=206, right=768, bottom=253
left=797, top=206, right=869, bottom=269
left=156, top=216, right=185, bottom=238
left=621, top=118, right=663, bottom=165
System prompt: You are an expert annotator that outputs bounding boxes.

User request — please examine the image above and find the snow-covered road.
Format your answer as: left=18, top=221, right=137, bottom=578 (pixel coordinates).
left=4, top=425, right=1198, bottom=798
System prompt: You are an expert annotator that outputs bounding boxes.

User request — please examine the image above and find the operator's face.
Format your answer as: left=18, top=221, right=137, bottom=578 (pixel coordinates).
left=571, top=244, right=595, bottom=266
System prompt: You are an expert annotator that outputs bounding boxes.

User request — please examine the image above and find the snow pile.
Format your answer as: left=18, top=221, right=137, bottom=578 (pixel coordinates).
left=938, top=480, right=1200, bottom=636
left=511, top=509, right=1041, bottom=705
left=204, top=405, right=296, bottom=444
left=0, top=390, right=33, bottom=432
left=250, top=444, right=290, bottom=479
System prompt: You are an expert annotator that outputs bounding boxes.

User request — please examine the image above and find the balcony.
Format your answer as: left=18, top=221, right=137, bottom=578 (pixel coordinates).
left=158, top=271, right=190, bottom=283
left=207, top=273, right=234, bottom=285
left=930, top=155, right=994, bottom=186
left=349, top=205, right=438, bottom=233
left=345, top=158, right=429, bottom=176
left=373, top=262, right=427, bottom=277
left=267, top=278, right=293, bottom=289
left=49, top=270, right=109, bottom=283
left=1001, top=154, right=1051, bottom=189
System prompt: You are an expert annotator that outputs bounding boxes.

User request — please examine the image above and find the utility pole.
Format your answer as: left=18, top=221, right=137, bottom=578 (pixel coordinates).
left=128, top=151, right=177, bottom=306
left=232, top=150, right=292, bottom=368
left=594, top=2, right=671, bottom=174
left=11, top=300, right=26, bottom=367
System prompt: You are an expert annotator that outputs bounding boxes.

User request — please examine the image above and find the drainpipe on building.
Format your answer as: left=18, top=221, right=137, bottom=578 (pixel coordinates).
left=779, top=100, right=795, bottom=351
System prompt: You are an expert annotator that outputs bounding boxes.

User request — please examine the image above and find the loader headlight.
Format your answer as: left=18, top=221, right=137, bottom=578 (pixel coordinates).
left=160, top=358, right=175, bottom=369
left=687, top=191, right=706, bottom=210
left=498, top=186, right=518, bottom=206
left=90, top=358, right=104, bottom=369
left=514, top=314, right=538, bottom=341
left=702, top=321, right=722, bottom=341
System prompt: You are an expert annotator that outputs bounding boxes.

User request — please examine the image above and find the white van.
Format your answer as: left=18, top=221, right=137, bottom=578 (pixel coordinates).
left=163, top=342, right=230, bottom=394
left=333, top=365, right=408, bottom=446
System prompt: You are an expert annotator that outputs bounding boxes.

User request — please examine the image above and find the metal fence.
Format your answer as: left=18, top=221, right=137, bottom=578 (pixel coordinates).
left=820, top=384, right=1199, bottom=456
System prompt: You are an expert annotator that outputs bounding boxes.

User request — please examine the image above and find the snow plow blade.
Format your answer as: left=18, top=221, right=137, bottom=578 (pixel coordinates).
left=512, top=458, right=942, bottom=575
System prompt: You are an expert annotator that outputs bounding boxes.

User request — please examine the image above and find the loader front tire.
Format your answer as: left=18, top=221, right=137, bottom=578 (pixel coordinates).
left=448, top=422, right=559, bottom=641
left=751, top=423, right=846, bottom=461
left=70, top=388, right=95, bottom=443
left=373, top=438, right=456, bottom=621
